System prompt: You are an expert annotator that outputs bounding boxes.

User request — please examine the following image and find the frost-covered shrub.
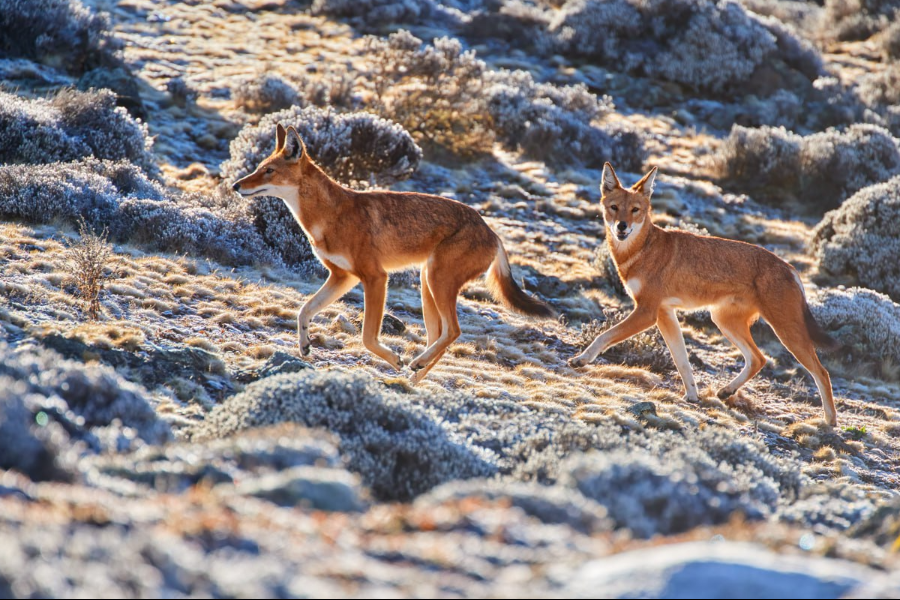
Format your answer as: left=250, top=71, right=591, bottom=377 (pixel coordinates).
left=243, top=195, right=317, bottom=268
left=0, top=161, right=119, bottom=224
left=294, top=69, right=357, bottom=109
left=560, top=427, right=800, bottom=538
left=0, top=159, right=286, bottom=268
left=193, top=370, right=496, bottom=501
left=87, top=424, right=346, bottom=494
left=115, top=196, right=282, bottom=268
left=0, top=0, right=119, bottom=74
left=858, top=64, right=900, bottom=108
left=547, top=0, right=822, bottom=95
left=809, top=287, right=900, bottom=367
left=738, top=0, right=821, bottom=31
left=812, top=176, right=900, bottom=301
left=367, top=31, right=495, bottom=157
left=820, top=0, right=900, bottom=41
left=0, top=89, right=154, bottom=171
left=0, top=159, right=160, bottom=225
left=464, top=0, right=556, bottom=51
left=715, top=124, right=900, bottom=212
left=193, top=368, right=803, bottom=515
left=233, top=75, right=300, bottom=114
left=779, top=483, right=877, bottom=531
left=487, top=69, right=645, bottom=170
left=311, top=0, right=437, bottom=27
left=165, top=76, right=197, bottom=107
left=221, top=104, right=422, bottom=186
left=420, top=479, right=612, bottom=534
left=0, top=342, right=171, bottom=481
left=367, top=31, right=646, bottom=166
left=881, top=20, right=900, bottom=59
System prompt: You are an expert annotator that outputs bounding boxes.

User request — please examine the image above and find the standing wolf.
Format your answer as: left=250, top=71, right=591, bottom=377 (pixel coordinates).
left=571, top=162, right=841, bottom=425
left=232, top=124, right=554, bottom=383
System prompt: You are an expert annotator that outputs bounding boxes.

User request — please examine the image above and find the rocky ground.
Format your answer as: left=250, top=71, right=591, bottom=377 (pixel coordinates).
left=2, top=0, right=900, bottom=597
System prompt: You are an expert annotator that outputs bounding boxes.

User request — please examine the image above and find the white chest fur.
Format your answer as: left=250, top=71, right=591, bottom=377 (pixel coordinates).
left=313, top=246, right=353, bottom=271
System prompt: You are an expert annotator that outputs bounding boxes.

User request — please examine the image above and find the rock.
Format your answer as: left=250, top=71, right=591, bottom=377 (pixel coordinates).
left=258, top=351, right=311, bottom=378
left=562, top=541, right=883, bottom=599
left=232, top=465, right=366, bottom=512
left=629, top=401, right=657, bottom=418
left=334, top=314, right=358, bottom=334
left=235, top=350, right=312, bottom=383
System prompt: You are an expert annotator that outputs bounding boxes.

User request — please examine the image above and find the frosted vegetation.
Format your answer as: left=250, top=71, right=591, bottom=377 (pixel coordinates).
left=812, top=176, right=900, bottom=301
left=1, top=0, right=900, bottom=594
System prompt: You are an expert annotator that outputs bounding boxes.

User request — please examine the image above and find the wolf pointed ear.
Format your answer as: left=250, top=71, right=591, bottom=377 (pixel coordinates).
left=283, top=126, right=307, bottom=161
left=601, top=162, right=622, bottom=195
left=632, top=166, right=658, bottom=197
left=275, top=123, right=287, bottom=152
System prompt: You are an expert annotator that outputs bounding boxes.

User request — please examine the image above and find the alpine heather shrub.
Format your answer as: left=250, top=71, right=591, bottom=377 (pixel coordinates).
left=881, top=19, right=900, bottom=60
left=367, top=31, right=495, bottom=157
left=560, top=426, right=800, bottom=538
left=0, top=342, right=171, bottom=481
left=220, top=105, right=422, bottom=186
left=715, top=123, right=900, bottom=211
left=0, top=89, right=153, bottom=172
left=0, top=0, right=119, bottom=74
left=0, top=160, right=126, bottom=225
left=487, top=69, right=645, bottom=169
left=193, top=370, right=497, bottom=501
left=809, top=287, right=900, bottom=367
left=820, top=0, right=900, bottom=42
left=114, top=196, right=283, bottom=268
left=812, top=177, right=900, bottom=301
left=311, top=0, right=436, bottom=27
left=367, top=31, right=646, bottom=167
left=548, top=0, right=821, bottom=95
left=194, top=368, right=804, bottom=513
left=233, top=75, right=300, bottom=114
left=0, top=159, right=285, bottom=268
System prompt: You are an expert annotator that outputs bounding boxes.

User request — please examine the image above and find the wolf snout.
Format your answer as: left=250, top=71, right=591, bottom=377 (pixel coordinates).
left=231, top=181, right=241, bottom=192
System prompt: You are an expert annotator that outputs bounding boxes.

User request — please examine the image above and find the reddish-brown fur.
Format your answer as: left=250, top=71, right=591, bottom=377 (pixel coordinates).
left=571, top=162, right=840, bottom=425
left=233, top=124, right=552, bottom=383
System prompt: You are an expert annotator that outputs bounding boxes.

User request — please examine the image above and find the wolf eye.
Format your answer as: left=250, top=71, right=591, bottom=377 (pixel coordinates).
left=610, top=205, right=618, bottom=211
left=631, top=207, right=639, bottom=214
left=265, top=167, right=275, bottom=174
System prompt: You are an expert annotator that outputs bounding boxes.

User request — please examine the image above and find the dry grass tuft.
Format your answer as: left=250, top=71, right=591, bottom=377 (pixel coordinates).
left=64, top=219, right=113, bottom=321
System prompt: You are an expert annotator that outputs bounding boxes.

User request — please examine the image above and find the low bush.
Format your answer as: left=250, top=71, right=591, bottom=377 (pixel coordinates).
left=546, top=0, right=822, bottom=96
left=0, top=89, right=154, bottom=172
left=812, top=176, right=900, bottom=302
left=809, top=287, right=900, bottom=368
left=366, top=31, right=646, bottom=167
left=714, top=123, right=900, bottom=212
left=0, top=0, right=119, bottom=74
left=0, top=342, right=171, bottom=481
left=233, top=75, right=300, bottom=114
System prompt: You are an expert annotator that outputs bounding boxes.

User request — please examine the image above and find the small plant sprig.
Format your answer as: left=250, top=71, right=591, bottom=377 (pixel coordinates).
left=842, top=425, right=867, bottom=441
left=65, top=217, right=112, bottom=321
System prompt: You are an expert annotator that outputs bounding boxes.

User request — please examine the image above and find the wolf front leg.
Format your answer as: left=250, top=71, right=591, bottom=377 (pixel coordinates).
left=569, top=304, right=658, bottom=367
left=297, top=269, right=358, bottom=356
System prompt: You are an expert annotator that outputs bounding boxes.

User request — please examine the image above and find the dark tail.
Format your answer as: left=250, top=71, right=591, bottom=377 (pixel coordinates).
left=803, top=303, right=842, bottom=352
left=486, top=241, right=556, bottom=318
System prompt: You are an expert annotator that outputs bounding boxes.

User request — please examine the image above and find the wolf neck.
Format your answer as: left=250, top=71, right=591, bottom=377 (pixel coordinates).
left=607, top=218, right=654, bottom=277
left=280, top=163, right=345, bottom=234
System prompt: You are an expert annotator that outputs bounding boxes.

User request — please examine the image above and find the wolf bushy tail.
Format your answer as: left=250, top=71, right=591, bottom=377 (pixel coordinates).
left=486, top=241, right=555, bottom=318
left=803, top=303, right=842, bottom=352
